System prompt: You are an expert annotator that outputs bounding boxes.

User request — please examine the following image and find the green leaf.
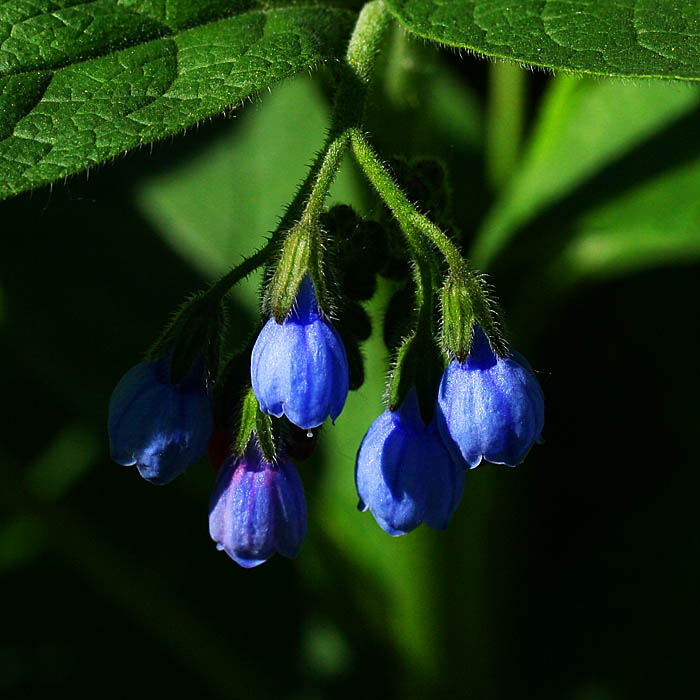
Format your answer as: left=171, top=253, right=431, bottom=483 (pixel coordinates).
left=471, top=76, right=700, bottom=269
left=135, top=75, right=363, bottom=305
left=385, top=0, right=700, bottom=80
left=0, top=2, right=356, bottom=199
left=545, top=156, right=700, bottom=284
left=474, top=78, right=700, bottom=331
left=507, top=152, right=700, bottom=335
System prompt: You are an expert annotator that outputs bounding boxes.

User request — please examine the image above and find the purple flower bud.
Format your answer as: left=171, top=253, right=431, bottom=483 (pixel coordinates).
left=436, top=325, right=544, bottom=468
left=108, top=354, right=213, bottom=485
left=251, top=276, right=349, bottom=430
left=208, top=446, right=307, bottom=568
left=355, top=389, right=465, bottom=536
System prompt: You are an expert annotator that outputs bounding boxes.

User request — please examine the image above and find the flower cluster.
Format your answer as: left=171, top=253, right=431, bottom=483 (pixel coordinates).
left=108, top=224, right=544, bottom=568
left=356, top=325, right=544, bottom=537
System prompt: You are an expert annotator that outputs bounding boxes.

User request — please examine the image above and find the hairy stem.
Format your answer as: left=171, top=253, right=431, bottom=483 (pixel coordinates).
left=350, top=127, right=507, bottom=354
left=206, top=0, right=393, bottom=308
left=300, top=0, right=393, bottom=224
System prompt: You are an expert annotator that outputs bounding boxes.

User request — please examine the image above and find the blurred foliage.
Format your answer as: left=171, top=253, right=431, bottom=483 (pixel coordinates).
left=2, top=27, right=700, bottom=700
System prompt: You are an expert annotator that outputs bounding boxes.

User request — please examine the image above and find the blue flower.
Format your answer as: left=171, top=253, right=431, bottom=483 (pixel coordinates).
left=108, top=354, right=214, bottom=485
left=436, top=325, right=544, bottom=468
left=355, top=389, right=465, bottom=536
left=251, top=276, right=349, bottom=430
left=208, top=445, right=307, bottom=568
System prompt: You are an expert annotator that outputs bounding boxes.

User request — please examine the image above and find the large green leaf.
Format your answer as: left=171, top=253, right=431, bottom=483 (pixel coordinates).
left=385, top=0, right=700, bottom=80
left=136, top=75, right=363, bottom=297
left=471, top=76, right=700, bottom=269
left=505, top=151, right=700, bottom=336
left=0, top=1, right=356, bottom=199
left=543, top=156, right=700, bottom=285
left=471, top=77, right=700, bottom=331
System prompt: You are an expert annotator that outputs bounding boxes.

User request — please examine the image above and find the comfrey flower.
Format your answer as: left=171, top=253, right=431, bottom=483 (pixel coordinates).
left=251, top=276, right=349, bottom=430
left=208, top=445, right=307, bottom=568
left=355, top=389, right=465, bottom=536
left=436, top=324, right=544, bottom=468
left=108, top=354, right=213, bottom=485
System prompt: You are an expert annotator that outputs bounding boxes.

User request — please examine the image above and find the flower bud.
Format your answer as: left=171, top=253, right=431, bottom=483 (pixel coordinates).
left=440, top=275, right=474, bottom=363
left=108, top=353, right=213, bottom=484
left=251, top=276, right=349, bottom=430
left=436, top=325, right=544, bottom=468
left=208, top=445, right=306, bottom=568
left=268, top=224, right=327, bottom=322
left=355, top=389, right=465, bottom=536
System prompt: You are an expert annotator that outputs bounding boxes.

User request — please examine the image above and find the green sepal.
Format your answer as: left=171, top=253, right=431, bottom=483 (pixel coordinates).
left=234, top=388, right=260, bottom=456
left=255, top=410, right=277, bottom=464
left=268, top=223, right=327, bottom=322
left=148, top=292, right=226, bottom=385
left=440, top=269, right=507, bottom=361
left=234, top=387, right=277, bottom=463
left=440, top=274, right=474, bottom=363
left=388, top=332, right=442, bottom=425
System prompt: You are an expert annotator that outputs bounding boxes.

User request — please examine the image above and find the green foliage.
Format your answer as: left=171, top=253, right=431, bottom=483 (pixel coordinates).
left=386, top=0, right=700, bottom=80
left=472, top=76, right=700, bottom=268
left=4, top=4, right=700, bottom=700
left=0, top=0, right=356, bottom=198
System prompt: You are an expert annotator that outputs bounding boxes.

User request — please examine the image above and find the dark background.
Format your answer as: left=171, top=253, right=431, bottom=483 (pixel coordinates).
left=2, top=36, right=699, bottom=700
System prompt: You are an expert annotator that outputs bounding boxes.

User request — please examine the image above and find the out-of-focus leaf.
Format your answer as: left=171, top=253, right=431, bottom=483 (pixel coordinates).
left=312, top=279, right=442, bottom=682
left=471, top=77, right=700, bottom=268
left=0, top=3, right=356, bottom=199
left=135, top=75, right=364, bottom=310
left=386, top=0, right=700, bottom=81
left=0, top=516, right=45, bottom=572
left=372, top=27, right=481, bottom=157
left=24, top=424, right=99, bottom=501
left=367, top=27, right=485, bottom=234
left=546, top=157, right=700, bottom=285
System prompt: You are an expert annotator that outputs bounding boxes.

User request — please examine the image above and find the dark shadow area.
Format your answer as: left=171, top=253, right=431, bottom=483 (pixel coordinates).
left=488, top=105, right=700, bottom=283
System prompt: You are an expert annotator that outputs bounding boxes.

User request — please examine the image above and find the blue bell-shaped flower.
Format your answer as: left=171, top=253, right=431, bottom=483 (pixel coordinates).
left=436, top=325, right=544, bottom=468
left=251, top=276, right=349, bottom=430
left=208, top=445, right=307, bottom=568
left=355, top=389, right=465, bottom=536
left=108, top=353, right=214, bottom=485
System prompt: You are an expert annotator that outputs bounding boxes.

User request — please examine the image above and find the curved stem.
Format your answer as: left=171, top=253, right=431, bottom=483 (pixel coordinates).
left=298, top=0, right=393, bottom=226
left=349, top=127, right=466, bottom=275
left=198, top=2, right=393, bottom=307
left=350, top=127, right=508, bottom=355
left=298, top=130, right=350, bottom=228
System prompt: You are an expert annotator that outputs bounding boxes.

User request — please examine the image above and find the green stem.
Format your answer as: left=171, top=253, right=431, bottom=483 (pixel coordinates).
left=350, top=128, right=508, bottom=355
left=206, top=238, right=276, bottom=303
left=486, top=61, right=526, bottom=191
left=349, top=128, right=463, bottom=273
left=206, top=0, right=393, bottom=310
left=299, top=0, right=393, bottom=226
left=345, top=0, right=393, bottom=94
left=299, top=130, right=351, bottom=228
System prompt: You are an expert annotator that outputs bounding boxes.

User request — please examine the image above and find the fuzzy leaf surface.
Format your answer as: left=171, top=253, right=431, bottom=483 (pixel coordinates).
left=0, top=1, right=356, bottom=198
left=385, top=0, right=700, bottom=80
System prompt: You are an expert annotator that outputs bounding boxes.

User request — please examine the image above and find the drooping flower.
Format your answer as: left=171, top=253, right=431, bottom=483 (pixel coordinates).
left=251, top=276, right=349, bottom=430
left=355, top=389, right=465, bottom=536
left=108, top=353, right=213, bottom=485
left=436, top=324, right=544, bottom=468
left=208, top=445, right=307, bottom=568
